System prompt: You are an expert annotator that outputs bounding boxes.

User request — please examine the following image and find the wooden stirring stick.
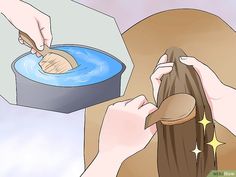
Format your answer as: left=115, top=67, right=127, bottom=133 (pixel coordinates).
left=145, top=94, right=196, bottom=128
left=19, top=31, right=78, bottom=74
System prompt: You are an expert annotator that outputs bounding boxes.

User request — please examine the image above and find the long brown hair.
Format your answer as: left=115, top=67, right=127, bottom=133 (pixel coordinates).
left=156, top=47, right=216, bottom=177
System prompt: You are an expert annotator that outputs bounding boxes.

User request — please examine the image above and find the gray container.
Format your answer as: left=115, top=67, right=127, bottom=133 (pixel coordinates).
left=12, top=45, right=126, bottom=113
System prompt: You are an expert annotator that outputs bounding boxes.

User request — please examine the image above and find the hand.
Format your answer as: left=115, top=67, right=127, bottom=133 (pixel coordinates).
left=99, top=95, right=157, bottom=161
left=0, top=0, right=52, bottom=56
left=151, top=54, right=174, bottom=102
left=180, top=57, right=236, bottom=136
left=82, top=96, right=157, bottom=177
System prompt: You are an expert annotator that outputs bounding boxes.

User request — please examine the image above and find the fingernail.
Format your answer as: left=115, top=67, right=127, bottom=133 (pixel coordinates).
left=38, top=45, right=44, bottom=51
left=36, top=52, right=42, bottom=57
left=180, top=57, right=187, bottom=60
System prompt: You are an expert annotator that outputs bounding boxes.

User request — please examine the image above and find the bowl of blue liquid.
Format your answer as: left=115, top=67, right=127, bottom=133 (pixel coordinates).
left=12, top=45, right=126, bottom=113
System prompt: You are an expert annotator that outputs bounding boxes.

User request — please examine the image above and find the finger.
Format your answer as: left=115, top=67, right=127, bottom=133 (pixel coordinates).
left=18, top=37, right=24, bottom=44
left=145, top=124, right=157, bottom=136
left=31, top=48, right=36, bottom=54
left=157, top=54, right=168, bottom=65
left=40, top=16, right=52, bottom=47
left=179, top=56, right=199, bottom=66
left=151, top=67, right=173, bottom=102
left=27, top=23, right=44, bottom=51
left=155, top=62, right=174, bottom=71
left=151, top=66, right=173, bottom=82
left=180, top=57, right=223, bottom=98
left=126, top=95, right=148, bottom=109
left=113, top=99, right=132, bottom=108
left=141, top=124, right=157, bottom=149
left=36, top=52, right=41, bottom=57
left=139, top=103, right=157, bottom=117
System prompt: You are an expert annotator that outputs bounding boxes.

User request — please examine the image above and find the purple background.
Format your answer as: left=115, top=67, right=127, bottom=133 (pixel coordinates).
left=78, top=0, right=236, bottom=32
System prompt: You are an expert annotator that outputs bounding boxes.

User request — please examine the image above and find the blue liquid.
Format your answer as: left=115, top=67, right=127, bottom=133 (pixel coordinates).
left=15, top=46, right=123, bottom=87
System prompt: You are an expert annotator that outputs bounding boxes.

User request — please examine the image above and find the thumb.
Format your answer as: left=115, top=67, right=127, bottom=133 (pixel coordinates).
left=146, top=124, right=157, bottom=136
left=28, top=27, right=44, bottom=51
left=180, top=57, right=224, bottom=99
left=144, top=124, right=157, bottom=145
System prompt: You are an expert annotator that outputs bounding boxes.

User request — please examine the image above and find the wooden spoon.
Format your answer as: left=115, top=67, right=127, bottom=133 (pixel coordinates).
left=19, top=31, right=78, bottom=74
left=145, top=93, right=196, bottom=128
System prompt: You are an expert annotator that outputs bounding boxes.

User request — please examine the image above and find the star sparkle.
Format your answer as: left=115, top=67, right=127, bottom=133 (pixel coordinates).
left=192, top=143, right=202, bottom=160
left=198, top=113, right=211, bottom=134
left=207, top=131, right=225, bottom=158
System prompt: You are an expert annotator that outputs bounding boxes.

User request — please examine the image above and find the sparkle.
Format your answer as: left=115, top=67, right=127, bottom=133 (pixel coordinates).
left=198, top=113, right=211, bottom=133
left=192, top=143, right=202, bottom=160
left=207, top=131, right=225, bottom=158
